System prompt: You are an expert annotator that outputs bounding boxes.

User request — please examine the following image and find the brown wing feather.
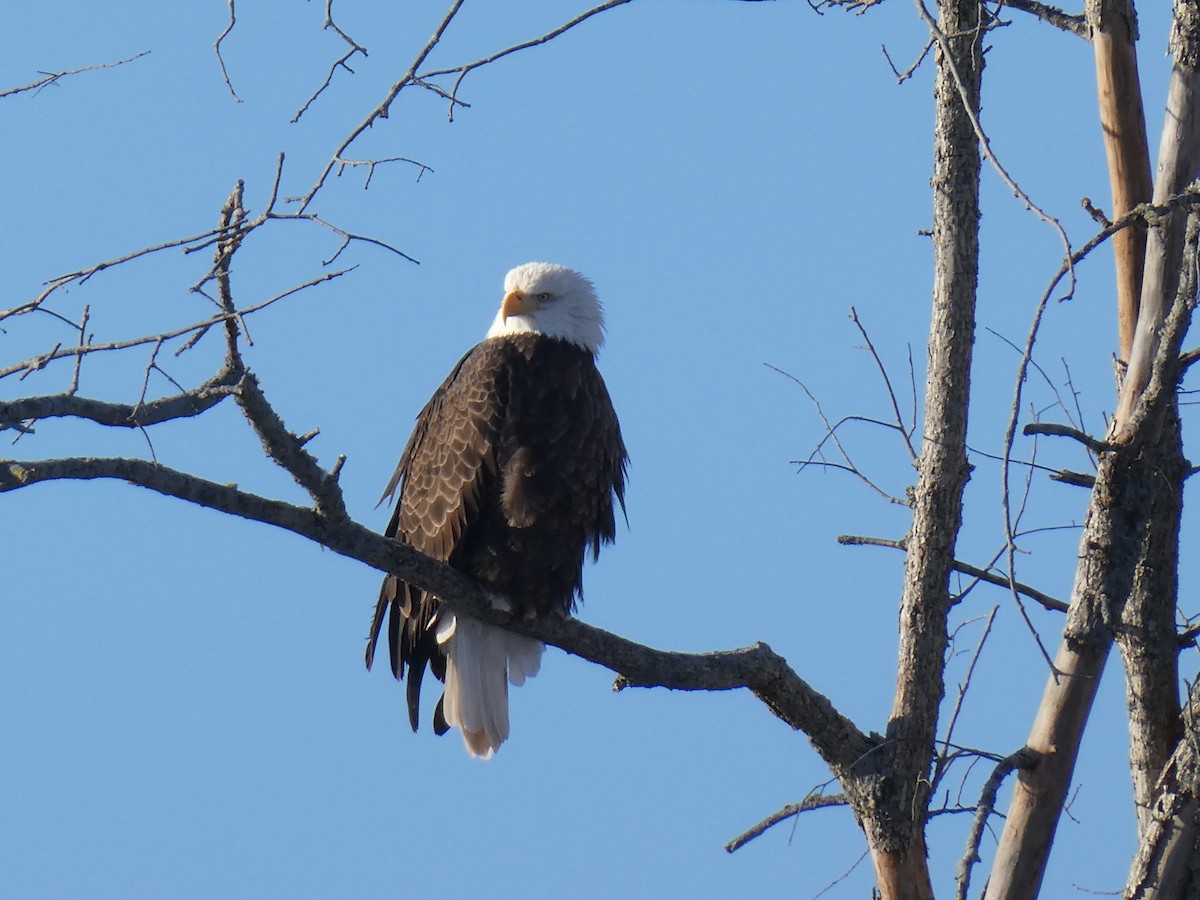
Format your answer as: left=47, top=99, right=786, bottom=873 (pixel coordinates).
left=365, top=343, right=507, bottom=731
left=367, top=333, right=627, bottom=735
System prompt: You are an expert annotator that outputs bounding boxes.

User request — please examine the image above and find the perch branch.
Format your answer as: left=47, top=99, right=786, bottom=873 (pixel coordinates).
left=0, top=454, right=876, bottom=777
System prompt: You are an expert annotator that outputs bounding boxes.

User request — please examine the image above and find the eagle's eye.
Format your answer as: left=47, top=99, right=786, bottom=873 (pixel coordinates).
left=535, top=292, right=554, bottom=303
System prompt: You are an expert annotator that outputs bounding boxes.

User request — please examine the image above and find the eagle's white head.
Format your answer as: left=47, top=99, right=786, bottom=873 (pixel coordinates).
left=485, top=262, right=605, bottom=354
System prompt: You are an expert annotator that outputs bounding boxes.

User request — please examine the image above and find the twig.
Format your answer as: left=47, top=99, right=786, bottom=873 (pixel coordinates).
left=964, top=441, right=1087, bottom=481
left=333, top=156, right=433, bottom=189
left=985, top=326, right=1085, bottom=436
left=955, top=747, right=1039, bottom=900
left=68, top=306, right=90, bottom=396
left=725, top=792, right=850, bottom=852
left=933, top=607, right=999, bottom=792
left=0, top=268, right=355, bottom=382
left=299, top=0, right=467, bottom=212
left=1179, top=623, right=1200, bottom=649
left=1022, top=421, right=1111, bottom=454
left=134, top=339, right=168, bottom=412
left=0, top=52, right=150, bottom=100
left=996, top=0, right=1087, bottom=37
left=293, top=0, right=369, bottom=122
left=1060, top=358, right=1095, bottom=466
left=3, top=224, right=238, bottom=324
left=419, top=0, right=636, bottom=121
left=293, top=213, right=419, bottom=265
left=837, top=534, right=1067, bottom=612
left=322, top=0, right=367, bottom=59
left=850, top=307, right=918, bottom=461
left=1082, top=196, right=1112, bottom=227
left=1050, top=469, right=1096, bottom=488
left=882, top=36, right=935, bottom=84
left=769, top=363, right=913, bottom=506
left=913, top=0, right=1075, bottom=274
left=214, top=0, right=243, bottom=102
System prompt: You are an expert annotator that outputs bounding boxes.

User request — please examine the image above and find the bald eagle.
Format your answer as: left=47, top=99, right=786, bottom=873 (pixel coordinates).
left=366, top=263, right=628, bottom=758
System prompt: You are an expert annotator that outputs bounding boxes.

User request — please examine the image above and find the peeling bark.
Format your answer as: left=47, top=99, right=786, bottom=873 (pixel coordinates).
left=1088, top=0, right=1153, bottom=359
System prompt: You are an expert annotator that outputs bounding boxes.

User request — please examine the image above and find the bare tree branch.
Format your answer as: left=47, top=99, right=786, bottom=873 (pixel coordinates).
left=985, top=207, right=1200, bottom=898
left=1022, top=421, right=1111, bottom=454
left=418, top=0, right=635, bottom=121
left=0, top=267, right=354, bottom=384
left=1112, top=4, right=1200, bottom=439
left=0, top=370, right=239, bottom=432
left=997, top=0, right=1088, bottom=37
left=0, top=52, right=150, bottom=100
left=913, top=0, right=1075, bottom=275
left=858, top=0, right=983, bottom=893
left=292, top=0, right=370, bottom=122
left=214, top=0, right=243, bottom=102
left=837, top=535, right=1067, bottom=612
left=771, top=362, right=914, bottom=507
left=298, top=0, right=467, bottom=212
left=934, top=609, right=1000, bottom=804
left=298, top=0, right=635, bottom=206
left=849, top=307, right=918, bottom=462
left=1089, top=0, right=1153, bottom=361
left=2, top=225, right=237, bottom=325
left=725, top=792, right=850, bottom=853
left=956, top=748, right=1038, bottom=900
left=0, top=452, right=877, bottom=778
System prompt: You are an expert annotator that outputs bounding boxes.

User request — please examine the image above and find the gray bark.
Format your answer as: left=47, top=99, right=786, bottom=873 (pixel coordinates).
left=861, top=0, right=982, bottom=895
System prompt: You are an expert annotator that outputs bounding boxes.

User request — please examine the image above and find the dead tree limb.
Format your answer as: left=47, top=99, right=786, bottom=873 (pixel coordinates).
left=1088, top=0, right=1154, bottom=360
left=0, top=452, right=878, bottom=780
left=1113, top=1, right=1200, bottom=438
left=984, top=217, right=1200, bottom=899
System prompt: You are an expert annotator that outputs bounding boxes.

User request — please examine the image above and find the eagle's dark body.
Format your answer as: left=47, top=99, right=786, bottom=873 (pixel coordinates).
left=366, top=330, right=627, bottom=755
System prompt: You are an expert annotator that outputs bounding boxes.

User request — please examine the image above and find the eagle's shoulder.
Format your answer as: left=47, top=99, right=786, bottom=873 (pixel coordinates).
left=381, top=338, right=518, bottom=554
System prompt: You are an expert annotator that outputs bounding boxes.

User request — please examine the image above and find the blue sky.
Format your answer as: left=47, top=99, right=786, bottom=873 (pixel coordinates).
left=2, top=1, right=1190, bottom=896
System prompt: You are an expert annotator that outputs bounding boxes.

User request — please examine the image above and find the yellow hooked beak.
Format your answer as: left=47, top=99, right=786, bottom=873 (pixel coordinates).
left=501, top=289, right=539, bottom=321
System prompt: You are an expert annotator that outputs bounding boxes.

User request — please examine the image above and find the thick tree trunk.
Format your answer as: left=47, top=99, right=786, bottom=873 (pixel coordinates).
left=1127, top=679, right=1200, bottom=899
left=982, top=477, right=1128, bottom=899
left=985, top=5, right=1200, bottom=896
left=857, top=0, right=982, bottom=895
left=1118, top=413, right=1185, bottom=836
left=1115, top=0, right=1199, bottom=851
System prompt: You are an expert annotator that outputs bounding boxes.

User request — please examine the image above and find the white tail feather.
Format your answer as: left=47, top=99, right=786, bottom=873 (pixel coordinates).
left=436, top=613, right=544, bottom=759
